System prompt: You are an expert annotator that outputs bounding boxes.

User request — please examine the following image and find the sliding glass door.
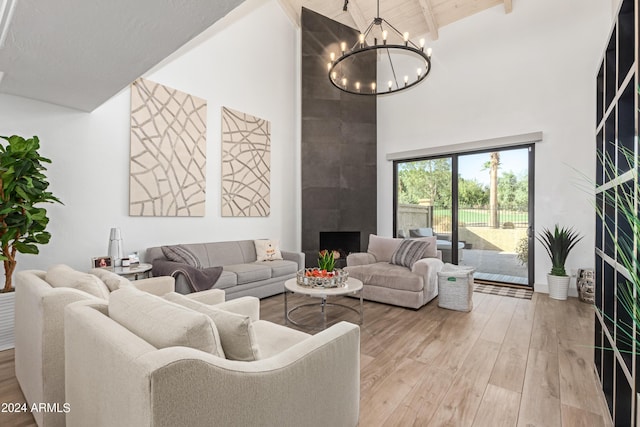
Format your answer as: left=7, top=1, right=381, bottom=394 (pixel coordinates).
left=395, top=156, right=453, bottom=253
left=394, top=145, right=534, bottom=287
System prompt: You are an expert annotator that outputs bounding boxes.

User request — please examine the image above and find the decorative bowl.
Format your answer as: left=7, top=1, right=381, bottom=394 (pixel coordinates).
left=296, top=268, right=349, bottom=288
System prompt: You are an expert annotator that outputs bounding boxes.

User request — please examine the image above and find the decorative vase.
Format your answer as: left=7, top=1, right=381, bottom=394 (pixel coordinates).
left=108, top=227, right=124, bottom=267
left=0, top=291, right=15, bottom=351
left=576, top=268, right=595, bottom=304
left=547, top=274, right=570, bottom=300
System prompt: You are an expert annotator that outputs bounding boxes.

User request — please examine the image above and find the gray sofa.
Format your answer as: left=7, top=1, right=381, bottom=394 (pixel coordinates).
left=146, top=240, right=305, bottom=299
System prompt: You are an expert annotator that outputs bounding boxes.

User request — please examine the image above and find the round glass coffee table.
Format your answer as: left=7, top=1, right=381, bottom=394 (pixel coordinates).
left=284, top=277, right=363, bottom=330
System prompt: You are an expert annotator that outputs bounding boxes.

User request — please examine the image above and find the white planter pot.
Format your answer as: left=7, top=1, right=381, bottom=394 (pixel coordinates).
left=0, top=291, right=15, bottom=350
left=547, top=274, right=570, bottom=300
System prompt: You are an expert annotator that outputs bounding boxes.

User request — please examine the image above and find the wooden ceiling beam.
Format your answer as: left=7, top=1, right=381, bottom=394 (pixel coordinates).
left=504, top=0, right=513, bottom=13
left=345, top=0, right=369, bottom=33
left=277, top=0, right=300, bottom=27
left=418, top=0, right=439, bottom=40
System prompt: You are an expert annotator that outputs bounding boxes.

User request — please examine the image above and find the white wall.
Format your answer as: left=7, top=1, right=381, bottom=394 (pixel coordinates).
left=0, top=0, right=299, bottom=274
left=377, top=0, right=613, bottom=293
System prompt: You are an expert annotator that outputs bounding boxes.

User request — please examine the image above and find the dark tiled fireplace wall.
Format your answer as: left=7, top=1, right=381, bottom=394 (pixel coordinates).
left=319, top=231, right=361, bottom=268
left=301, top=8, right=377, bottom=267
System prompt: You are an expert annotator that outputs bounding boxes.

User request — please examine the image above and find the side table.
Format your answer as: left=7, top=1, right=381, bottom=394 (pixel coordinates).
left=112, top=263, right=152, bottom=280
left=437, top=263, right=475, bottom=312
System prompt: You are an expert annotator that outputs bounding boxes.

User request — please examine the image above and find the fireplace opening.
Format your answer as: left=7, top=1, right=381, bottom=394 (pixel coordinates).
left=318, top=231, right=361, bottom=268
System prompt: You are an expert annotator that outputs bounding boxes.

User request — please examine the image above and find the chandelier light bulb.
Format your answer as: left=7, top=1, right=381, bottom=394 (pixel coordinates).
left=324, top=0, right=432, bottom=96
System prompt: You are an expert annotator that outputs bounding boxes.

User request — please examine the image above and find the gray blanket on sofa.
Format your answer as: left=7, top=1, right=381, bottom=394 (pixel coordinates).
left=152, top=260, right=223, bottom=293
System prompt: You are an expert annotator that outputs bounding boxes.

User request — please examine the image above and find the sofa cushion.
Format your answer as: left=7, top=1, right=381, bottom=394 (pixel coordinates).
left=161, top=245, right=202, bottom=268
left=89, top=268, right=132, bottom=292
left=201, top=241, right=257, bottom=266
left=254, top=239, right=283, bottom=261
left=367, top=234, right=403, bottom=262
left=109, top=286, right=223, bottom=357
left=410, top=227, right=434, bottom=237
left=252, top=320, right=310, bottom=359
left=46, top=264, right=110, bottom=299
left=411, top=236, right=438, bottom=258
left=390, top=239, right=429, bottom=268
left=164, top=292, right=262, bottom=361
left=213, top=271, right=238, bottom=289
left=346, top=262, right=424, bottom=292
left=223, top=264, right=271, bottom=285
left=256, top=259, right=298, bottom=278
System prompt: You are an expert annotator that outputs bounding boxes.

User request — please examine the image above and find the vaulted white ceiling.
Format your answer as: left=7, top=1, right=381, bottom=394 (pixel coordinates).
left=0, top=0, right=245, bottom=112
left=0, top=0, right=512, bottom=112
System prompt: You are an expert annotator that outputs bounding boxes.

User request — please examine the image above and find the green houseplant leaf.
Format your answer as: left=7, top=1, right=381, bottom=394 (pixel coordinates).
left=0, top=135, right=63, bottom=292
left=318, top=249, right=336, bottom=272
left=536, top=224, right=583, bottom=276
left=593, top=145, right=640, bottom=352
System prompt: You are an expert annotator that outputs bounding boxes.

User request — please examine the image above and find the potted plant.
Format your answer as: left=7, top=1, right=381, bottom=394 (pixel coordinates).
left=318, top=249, right=336, bottom=272
left=0, top=135, right=62, bottom=292
left=536, top=224, right=583, bottom=300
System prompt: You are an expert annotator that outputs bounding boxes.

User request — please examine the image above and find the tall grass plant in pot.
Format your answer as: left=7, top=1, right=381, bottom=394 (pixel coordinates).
left=537, top=224, right=583, bottom=300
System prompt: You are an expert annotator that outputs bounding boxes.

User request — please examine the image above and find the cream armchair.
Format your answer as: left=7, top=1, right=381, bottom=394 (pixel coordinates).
left=64, top=295, right=361, bottom=427
left=14, top=268, right=224, bottom=427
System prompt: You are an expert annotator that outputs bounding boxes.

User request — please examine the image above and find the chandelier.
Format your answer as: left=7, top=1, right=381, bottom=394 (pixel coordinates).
left=327, top=0, right=432, bottom=96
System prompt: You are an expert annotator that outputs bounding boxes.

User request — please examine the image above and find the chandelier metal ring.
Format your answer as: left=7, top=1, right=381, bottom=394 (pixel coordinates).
left=326, top=1, right=433, bottom=96
left=328, top=44, right=431, bottom=96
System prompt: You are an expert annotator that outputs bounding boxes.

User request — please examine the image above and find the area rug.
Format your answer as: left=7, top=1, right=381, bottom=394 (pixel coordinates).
left=474, top=283, right=533, bottom=300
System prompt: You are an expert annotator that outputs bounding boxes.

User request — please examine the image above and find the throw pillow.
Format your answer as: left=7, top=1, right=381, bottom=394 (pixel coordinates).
left=89, top=268, right=132, bottom=292
left=367, top=234, right=403, bottom=262
left=410, top=236, right=438, bottom=258
left=164, top=292, right=262, bottom=361
left=254, top=239, right=283, bottom=262
left=46, top=264, right=110, bottom=299
left=161, top=245, right=202, bottom=268
left=109, top=286, right=224, bottom=357
left=390, top=239, right=429, bottom=268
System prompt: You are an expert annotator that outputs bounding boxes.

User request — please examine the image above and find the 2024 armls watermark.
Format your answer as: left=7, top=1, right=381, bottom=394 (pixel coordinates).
left=2, top=402, right=70, bottom=414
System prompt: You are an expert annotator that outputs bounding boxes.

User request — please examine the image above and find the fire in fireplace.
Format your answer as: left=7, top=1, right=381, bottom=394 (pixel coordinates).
left=318, top=231, right=361, bottom=268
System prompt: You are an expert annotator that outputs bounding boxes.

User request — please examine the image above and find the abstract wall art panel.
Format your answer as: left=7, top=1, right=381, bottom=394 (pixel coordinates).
left=221, top=107, right=271, bottom=217
left=129, top=78, right=207, bottom=216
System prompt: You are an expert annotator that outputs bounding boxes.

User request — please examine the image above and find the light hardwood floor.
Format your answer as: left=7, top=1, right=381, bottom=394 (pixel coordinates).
left=0, top=291, right=611, bottom=427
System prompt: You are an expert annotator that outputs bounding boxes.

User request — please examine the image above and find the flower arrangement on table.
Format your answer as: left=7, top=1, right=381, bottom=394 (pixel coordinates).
left=296, top=249, right=349, bottom=288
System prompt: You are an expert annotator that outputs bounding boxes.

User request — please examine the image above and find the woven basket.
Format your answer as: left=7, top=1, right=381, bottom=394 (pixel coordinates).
left=437, top=263, right=475, bottom=312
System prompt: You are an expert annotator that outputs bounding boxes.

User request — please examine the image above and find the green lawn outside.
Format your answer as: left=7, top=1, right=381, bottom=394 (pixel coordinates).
left=432, top=208, right=529, bottom=226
